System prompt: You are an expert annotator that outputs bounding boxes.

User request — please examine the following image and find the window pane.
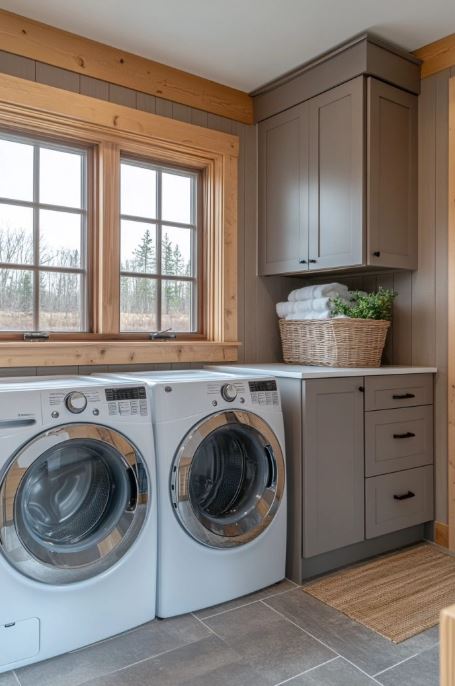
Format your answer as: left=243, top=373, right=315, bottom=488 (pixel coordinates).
left=40, top=148, right=83, bottom=208
left=121, top=163, right=156, bottom=218
left=0, top=205, right=33, bottom=264
left=161, top=226, right=193, bottom=277
left=161, top=280, right=193, bottom=332
left=162, top=172, right=192, bottom=224
left=120, top=276, right=157, bottom=331
left=39, top=271, right=82, bottom=331
left=121, top=220, right=156, bottom=273
left=0, top=139, right=33, bottom=202
left=39, top=210, right=82, bottom=268
left=0, top=268, right=34, bottom=330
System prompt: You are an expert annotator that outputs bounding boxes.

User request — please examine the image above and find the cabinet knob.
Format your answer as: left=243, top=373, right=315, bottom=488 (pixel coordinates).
left=299, top=258, right=307, bottom=264
left=358, top=386, right=365, bottom=393
left=373, top=251, right=381, bottom=257
left=309, top=259, right=317, bottom=263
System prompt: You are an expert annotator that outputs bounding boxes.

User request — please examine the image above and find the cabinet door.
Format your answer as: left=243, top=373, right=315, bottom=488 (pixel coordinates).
left=303, top=377, right=364, bottom=557
left=308, top=77, right=364, bottom=271
left=367, top=78, right=417, bottom=269
left=258, top=102, right=309, bottom=275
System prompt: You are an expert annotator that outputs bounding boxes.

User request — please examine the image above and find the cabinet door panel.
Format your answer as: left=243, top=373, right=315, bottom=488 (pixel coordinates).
left=308, top=77, right=364, bottom=270
left=258, top=103, right=309, bottom=275
left=367, top=78, right=417, bottom=269
left=303, top=377, right=364, bottom=557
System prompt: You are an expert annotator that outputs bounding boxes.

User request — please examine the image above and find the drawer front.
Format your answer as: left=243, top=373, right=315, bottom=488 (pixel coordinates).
left=365, top=405, right=433, bottom=477
left=365, top=465, right=434, bottom=539
left=365, top=374, right=433, bottom=411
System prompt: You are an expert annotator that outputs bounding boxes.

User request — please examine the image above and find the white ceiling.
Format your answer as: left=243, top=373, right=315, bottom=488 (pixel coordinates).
left=1, top=0, right=455, bottom=92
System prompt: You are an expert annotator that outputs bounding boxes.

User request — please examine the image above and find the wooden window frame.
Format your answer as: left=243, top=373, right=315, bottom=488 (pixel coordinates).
left=0, top=73, right=239, bottom=366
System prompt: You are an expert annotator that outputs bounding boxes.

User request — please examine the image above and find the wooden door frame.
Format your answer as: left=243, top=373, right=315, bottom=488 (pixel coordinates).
left=448, top=76, right=455, bottom=550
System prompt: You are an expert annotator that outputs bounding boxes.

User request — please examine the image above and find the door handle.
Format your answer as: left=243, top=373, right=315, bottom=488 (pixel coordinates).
left=299, top=258, right=307, bottom=264
left=392, top=393, right=415, bottom=400
left=309, top=259, right=317, bottom=263
left=393, top=432, right=416, bottom=439
left=393, top=491, right=415, bottom=501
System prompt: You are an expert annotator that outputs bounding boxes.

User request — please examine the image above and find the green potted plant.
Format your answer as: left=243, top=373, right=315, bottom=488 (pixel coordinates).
left=331, top=288, right=396, bottom=320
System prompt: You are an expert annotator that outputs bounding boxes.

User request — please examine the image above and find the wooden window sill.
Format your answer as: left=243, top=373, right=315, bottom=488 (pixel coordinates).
left=0, top=340, right=240, bottom=368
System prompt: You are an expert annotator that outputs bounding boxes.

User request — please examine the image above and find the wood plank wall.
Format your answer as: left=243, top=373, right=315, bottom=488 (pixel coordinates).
left=0, top=52, right=449, bottom=525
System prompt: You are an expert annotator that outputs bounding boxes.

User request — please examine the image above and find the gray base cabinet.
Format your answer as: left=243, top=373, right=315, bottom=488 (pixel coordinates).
left=258, top=75, right=418, bottom=276
left=303, top=378, right=364, bottom=557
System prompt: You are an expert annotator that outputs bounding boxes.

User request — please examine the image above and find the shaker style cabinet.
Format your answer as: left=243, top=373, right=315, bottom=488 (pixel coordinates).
left=258, top=76, right=418, bottom=275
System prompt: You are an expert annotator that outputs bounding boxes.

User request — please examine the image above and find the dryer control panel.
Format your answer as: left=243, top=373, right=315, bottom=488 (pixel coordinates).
left=206, top=378, right=280, bottom=409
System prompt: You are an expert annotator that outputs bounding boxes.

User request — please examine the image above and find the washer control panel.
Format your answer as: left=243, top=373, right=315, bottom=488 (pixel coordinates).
left=248, top=379, right=279, bottom=407
left=43, top=385, right=148, bottom=421
left=206, top=378, right=280, bottom=408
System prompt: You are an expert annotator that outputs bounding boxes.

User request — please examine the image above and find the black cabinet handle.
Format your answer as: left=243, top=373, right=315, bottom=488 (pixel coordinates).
left=392, top=393, right=415, bottom=400
left=393, top=432, right=416, bottom=439
left=309, top=259, right=317, bottom=263
left=373, top=251, right=381, bottom=257
left=358, top=386, right=364, bottom=393
left=299, top=258, right=307, bottom=264
left=393, top=491, right=415, bottom=501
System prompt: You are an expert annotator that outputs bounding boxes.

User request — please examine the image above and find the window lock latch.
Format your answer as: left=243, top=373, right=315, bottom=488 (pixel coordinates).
left=150, top=329, right=177, bottom=341
left=24, top=332, right=50, bottom=342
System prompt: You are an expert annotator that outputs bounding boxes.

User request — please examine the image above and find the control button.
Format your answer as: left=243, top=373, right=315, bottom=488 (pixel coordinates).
left=239, top=397, right=245, bottom=404
left=51, top=410, right=59, bottom=419
left=212, top=400, right=218, bottom=407
left=92, top=408, right=100, bottom=416
left=221, top=383, right=237, bottom=403
left=65, top=391, right=87, bottom=414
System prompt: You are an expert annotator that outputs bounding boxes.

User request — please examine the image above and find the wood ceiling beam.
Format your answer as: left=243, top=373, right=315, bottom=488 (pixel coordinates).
left=414, top=34, right=455, bottom=79
left=0, top=8, right=254, bottom=124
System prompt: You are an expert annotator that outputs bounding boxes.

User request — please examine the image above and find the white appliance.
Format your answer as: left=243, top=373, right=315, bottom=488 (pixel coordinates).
left=92, top=370, right=287, bottom=618
left=0, top=376, right=157, bottom=673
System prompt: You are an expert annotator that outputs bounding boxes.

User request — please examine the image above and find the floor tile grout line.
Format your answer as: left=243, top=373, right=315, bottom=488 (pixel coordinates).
left=339, top=655, right=383, bottom=685
left=372, top=641, right=440, bottom=679
left=191, top=612, right=216, bottom=634
left=12, top=671, right=21, bottom=686
left=198, top=586, right=298, bottom=620
left=261, top=599, right=341, bottom=657
left=272, top=656, right=340, bottom=686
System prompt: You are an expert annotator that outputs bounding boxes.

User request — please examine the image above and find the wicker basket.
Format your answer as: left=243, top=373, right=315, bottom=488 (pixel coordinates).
left=279, top=318, right=391, bottom=367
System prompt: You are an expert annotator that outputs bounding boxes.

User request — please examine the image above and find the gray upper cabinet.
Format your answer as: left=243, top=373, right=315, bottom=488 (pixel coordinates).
left=258, top=102, right=309, bottom=275
left=367, top=78, right=418, bottom=270
left=258, top=76, right=418, bottom=276
left=308, top=78, right=364, bottom=271
left=302, top=377, right=365, bottom=558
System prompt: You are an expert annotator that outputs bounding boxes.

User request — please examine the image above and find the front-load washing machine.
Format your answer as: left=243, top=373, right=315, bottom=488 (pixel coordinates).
left=0, top=375, right=157, bottom=673
left=92, top=370, right=287, bottom=618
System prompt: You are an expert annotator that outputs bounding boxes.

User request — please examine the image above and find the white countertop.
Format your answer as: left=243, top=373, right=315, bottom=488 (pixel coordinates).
left=208, top=364, right=437, bottom=380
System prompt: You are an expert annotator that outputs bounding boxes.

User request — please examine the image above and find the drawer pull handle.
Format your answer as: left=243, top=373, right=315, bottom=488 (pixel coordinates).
left=393, top=432, right=416, bottom=439
left=393, top=491, right=415, bottom=501
left=392, top=393, right=415, bottom=400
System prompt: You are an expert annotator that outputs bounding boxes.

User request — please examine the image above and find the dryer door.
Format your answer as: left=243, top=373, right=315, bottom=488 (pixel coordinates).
left=171, top=410, right=285, bottom=548
left=0, top=423, right=149, bottom=584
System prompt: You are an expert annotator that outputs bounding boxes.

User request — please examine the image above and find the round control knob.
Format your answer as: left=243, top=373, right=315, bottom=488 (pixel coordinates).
left=221, top=383, right=237, bottom=403
left=65, top=391, right=87, bottom=414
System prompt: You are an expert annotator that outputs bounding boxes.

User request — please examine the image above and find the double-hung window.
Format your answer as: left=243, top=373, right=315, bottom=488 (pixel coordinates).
left=120, top=159, right=199, bottom=334
left=0, top=132, right=87, bottom=333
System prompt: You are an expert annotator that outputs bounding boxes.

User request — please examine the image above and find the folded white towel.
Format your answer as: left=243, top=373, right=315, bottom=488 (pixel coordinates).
left=276, top=296, right=348, bottom=318
left=285, top=311, right=331, bottom=320
left=288, top=283, right=349, bottom=302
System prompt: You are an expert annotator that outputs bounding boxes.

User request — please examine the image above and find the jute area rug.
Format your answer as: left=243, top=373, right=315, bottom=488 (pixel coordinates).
left=303, top=543, right=454, bottom=643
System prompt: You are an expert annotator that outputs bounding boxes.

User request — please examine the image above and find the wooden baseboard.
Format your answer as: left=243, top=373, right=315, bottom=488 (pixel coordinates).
left=435, top=521, right=449, bottom=548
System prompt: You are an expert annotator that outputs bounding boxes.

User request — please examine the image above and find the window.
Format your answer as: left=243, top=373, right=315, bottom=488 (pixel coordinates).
left=0, top=74, right=238, bottom=365
left=120, top=159, right=198, bottom=333
left=0, top=132, right=87, bottom=332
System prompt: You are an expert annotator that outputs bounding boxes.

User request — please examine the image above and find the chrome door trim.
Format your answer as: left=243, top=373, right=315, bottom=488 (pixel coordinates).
left=0, top=423, right=149, bottom=584
left=170, top=410, right=285, bottom=548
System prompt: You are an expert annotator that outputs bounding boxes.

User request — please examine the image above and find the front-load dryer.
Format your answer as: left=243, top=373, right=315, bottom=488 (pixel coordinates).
left=0, top=375, right=157, bottom=673
left=92, top=370, right=287, bottom=618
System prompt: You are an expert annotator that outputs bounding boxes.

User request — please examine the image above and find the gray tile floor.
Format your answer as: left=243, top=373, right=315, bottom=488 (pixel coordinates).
left=1, top=580, right=440, bottom=686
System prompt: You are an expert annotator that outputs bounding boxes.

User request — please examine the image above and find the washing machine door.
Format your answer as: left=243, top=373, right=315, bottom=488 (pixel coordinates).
left=0, top=423, right=148, bottom=584
left=171, top=410, right=285, bottom=548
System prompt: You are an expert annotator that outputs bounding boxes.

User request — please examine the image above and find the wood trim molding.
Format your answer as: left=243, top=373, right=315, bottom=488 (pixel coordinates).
left=441, top=604, right=455, bottom=686
left=448, top=77, right=455, bottom=550
left=0, top=341, right=239, bottom=367
left=0, top=9, right=253, bottom=124
left=435, top=521, right=449, bottom=548
left=0, top=72, right=239, bottom=366
left=414, top=33, right=455, bottom=78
